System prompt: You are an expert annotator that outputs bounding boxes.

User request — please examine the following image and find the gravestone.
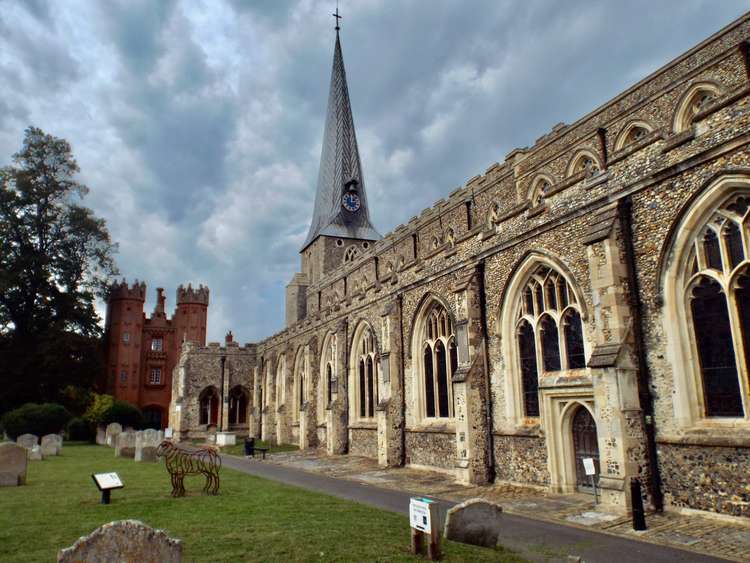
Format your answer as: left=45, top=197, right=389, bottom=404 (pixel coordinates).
left=41, top=434, right=63, bottom=456
left=444, top=498, right=504, bottom=548
left=105, top=423, right=122, bottom=447
left=96, top=425, right=106, bottom=445
left=135, top=429, right=160, bottom=462
left=57, top=519, right=182, bottom=563
left=28, top=445, right=43, bottom=461
left=16, top=434, right=38, bottom=450
left=0, top=442, right=28, bottom=486
left=115, top=431, right=136, bottom=458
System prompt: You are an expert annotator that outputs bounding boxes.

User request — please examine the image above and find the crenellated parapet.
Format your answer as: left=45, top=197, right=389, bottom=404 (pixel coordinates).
left=176, top=283, right=210, bottom=306
left=107, top=279, right=146, bottom=302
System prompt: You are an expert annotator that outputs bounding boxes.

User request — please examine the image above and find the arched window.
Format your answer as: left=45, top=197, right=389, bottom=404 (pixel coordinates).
left=615, top=121, right=653, bottom=151
left=516, top=265, right=586, bottom=417
left=228, top=386, right=249, bottom=425
left=276, top=354, right=286, bottom=409
left=319, top=333, right=336, bottom=424
left=673, top=82, right=721, bottom=133
left=293, top=348, right=307, bottom=423
left=567, top=151, right=601, bottom=179
left=681, top=194, right=750, bottom=417
left=199, top=387, right=219, bottom=426
left=420, top=304, right=457, bottom=419
left=343, top=246, right=359, bottom=263
left=529, top=175, right=553, bottom=207
left=352, top=325, right=377, bottom=420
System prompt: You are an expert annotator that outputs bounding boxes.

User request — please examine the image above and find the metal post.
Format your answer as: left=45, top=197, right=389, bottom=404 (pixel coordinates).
left=101, top=489, right=111, bottom=505
left=591, top=475, right=599, bottom=504
left=219, top=356, right=226, bottom=432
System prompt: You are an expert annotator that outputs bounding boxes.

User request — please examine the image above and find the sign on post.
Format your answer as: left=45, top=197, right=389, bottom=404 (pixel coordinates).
left=92, top=472, right=123, bottom=505
left=164, top=428, right=174, bottom=439
left=409, top=497, right=440, bottom=560
left=582, top=457, right=599, bottom=504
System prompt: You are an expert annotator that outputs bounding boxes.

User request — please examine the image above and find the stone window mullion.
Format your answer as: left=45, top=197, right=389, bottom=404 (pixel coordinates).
left=726, top=283, right=750, bottom=419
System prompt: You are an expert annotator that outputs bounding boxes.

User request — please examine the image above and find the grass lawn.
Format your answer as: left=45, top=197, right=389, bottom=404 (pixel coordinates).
left=0, top=443, right=526, bottom=562
left=218, top=437, right=299, bottom=456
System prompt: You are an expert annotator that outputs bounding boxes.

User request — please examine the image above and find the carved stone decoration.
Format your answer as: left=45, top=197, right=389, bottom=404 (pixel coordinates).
left=57, top=520, right=183, bottom=563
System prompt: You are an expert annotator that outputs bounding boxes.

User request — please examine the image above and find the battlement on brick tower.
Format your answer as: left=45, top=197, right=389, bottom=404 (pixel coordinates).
left=173, top=284, right=209, bottom=346
left=108, top=279, right=147, bottom=302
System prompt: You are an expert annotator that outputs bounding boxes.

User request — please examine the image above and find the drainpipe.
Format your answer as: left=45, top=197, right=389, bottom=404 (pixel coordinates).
left=618, top=197, right=664, bottom=511
left=476, top=259, right=496, bottom=481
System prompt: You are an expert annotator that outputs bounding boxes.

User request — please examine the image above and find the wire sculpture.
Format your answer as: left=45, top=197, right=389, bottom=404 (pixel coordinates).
left=156, top=440, right=221, bottom=497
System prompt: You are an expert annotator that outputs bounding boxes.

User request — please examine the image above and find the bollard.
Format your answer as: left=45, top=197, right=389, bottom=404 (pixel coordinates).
left=630, top=478, right=647, bottom=531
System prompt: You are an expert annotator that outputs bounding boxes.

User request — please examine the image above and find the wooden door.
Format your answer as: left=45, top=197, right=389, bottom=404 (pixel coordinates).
left=572, top=406, right=600, bottom=491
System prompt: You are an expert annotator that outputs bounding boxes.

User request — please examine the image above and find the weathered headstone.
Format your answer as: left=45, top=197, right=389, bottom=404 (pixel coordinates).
left=28, top=445, right=44, bottom=461
left=444, top=499, right=504, bottom=548
left=16, top=434, right=38, bottom=450
left=105, top=423, right=122, bottom=447
left=115, top=431, right=136, bottom=458
left=0, top=442, right=28, bottom=486
left=135, top=429, right=160, bottom=462
left=41, top=434, right=63, bottom=456
left=96, top=425, right=106, bottom=445
left=57, top=520, right=182, bottom=563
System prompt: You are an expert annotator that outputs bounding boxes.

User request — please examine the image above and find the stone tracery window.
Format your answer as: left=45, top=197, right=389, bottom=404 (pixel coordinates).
left=568, top=151, right=601, bottom=179
left=683, top=194, right=750, bottom=417
left=319, top=333, right=336, bottom=423
left=674, top=83, right=721, bottom=133
left=228, top=386, right=248, bottom=425
left=276, top=355, right=285, bottom=408
left=421, top=304, right=457, bottom=419
left=530, top=176, right=552, bottom=207
left=615, top=121, right=653, bottom=151
left=293, top=348, right=307, bottom=423
left=516, top=266, right=586, bottom=417
left=353, top=325, right=378, bottom=419
left=199, top=387, right=219, bottom=426
left=343, top=245, right=359, bottom=263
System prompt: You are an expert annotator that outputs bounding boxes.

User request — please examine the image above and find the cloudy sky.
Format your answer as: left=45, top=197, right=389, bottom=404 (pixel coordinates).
left=0, top=1, right=747, bottom=342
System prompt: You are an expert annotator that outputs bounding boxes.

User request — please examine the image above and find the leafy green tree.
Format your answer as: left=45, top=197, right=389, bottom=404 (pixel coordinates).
left=0, top=127, right=118, bottom=414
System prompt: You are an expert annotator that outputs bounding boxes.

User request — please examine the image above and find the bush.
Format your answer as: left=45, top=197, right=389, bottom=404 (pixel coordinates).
left=82, top=393, right=114, bottom=427
left=1, top=403, right=71, bottom=440
left=102, top=400, right=143, bottom=430
left=66, top=417, right=94, bottom=441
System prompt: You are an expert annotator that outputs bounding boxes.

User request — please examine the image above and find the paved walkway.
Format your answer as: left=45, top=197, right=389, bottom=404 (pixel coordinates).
left=220, top=451, right=739, bottom=563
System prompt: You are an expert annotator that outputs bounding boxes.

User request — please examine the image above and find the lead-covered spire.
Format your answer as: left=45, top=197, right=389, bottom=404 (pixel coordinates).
left=301, top=28, right=380, bottom=251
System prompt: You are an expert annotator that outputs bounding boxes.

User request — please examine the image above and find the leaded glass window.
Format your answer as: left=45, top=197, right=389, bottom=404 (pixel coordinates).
left=422, top=304, right=456, bottom=418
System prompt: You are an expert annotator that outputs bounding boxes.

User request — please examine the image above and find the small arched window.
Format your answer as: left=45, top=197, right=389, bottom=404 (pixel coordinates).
left=319, top=333, right=336, bottom=423
left=516, top=266, right=586, bottom=417
left=293, top=348, right=307, bottom=422
left=529, top=176, right=552, bottom=207
left=568, top=151, right=601, bottom=178
left=199, top=387, right=219, bottom=426
left=353, top=325, right=378, bottom=419
left=615, top=121, right=653, bottom=151
left=343, top=246, right=359, bottom=263
left=421, top=304, right=457, bottom=419
left=276, top=355, right=285, bottom=408
left=674, top=83, right=721, bottom=133
left=683, top=194, right=750, bottom=417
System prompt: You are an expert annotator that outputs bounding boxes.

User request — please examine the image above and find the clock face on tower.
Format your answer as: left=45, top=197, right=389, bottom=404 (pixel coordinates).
left=342, top=192, right=361, bottom=212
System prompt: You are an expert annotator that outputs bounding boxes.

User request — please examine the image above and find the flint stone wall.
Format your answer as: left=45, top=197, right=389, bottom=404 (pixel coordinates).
left=57, top=520, right=182, bottom=563
left=0, top=443, right=28, bottom=486
left=405, top=431, right=455, bottom=470
left=348, top=427, right=377, bottom=459
left=493, top=435, right=550, bottom=486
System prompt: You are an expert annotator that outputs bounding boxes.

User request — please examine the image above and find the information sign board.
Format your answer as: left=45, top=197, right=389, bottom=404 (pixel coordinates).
left=409, top=497, right=434, bottom=533
left=583, top=457, right=596, bottom=476
left=164, top=428, right=174, bottom=439
left=92, top=472, right=123, bottom=490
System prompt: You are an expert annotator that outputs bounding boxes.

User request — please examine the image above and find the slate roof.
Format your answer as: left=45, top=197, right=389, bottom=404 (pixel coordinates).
left=302, top=31, right=381, bottom=251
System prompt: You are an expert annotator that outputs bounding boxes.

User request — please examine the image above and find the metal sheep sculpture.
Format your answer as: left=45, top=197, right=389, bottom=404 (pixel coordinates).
left=156, top=440, right=221, bottom=497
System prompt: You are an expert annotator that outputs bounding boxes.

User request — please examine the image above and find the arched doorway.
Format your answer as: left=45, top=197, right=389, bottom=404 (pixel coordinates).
left=199, top=387, right=219, bottom=426
left=571, top=406, right=600, bottom=491
left=143, top=406, right=163, bottom=430
left=228, top=386, right=249, bottom=426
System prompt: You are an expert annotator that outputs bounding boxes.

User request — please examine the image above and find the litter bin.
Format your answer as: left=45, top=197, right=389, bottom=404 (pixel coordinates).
left=244, top=437, right=255, bottom=456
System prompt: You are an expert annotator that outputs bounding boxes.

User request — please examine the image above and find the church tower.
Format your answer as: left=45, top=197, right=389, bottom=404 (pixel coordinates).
left=287, top=18, right=381, bottom=326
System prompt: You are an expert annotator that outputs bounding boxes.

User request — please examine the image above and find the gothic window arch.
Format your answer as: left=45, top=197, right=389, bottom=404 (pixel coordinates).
left=343, top=245, right=359, bottom=264
left=350, top=323, right=378, bottom=421
left=614, top=120, right=653, bottom=151
left=199, top=386, right=219, bottom=426
left=413, top=299, right=458, bottom=420
left=529, top=175, right=554, bottom=207
left=673, top=82, right=722, bottom=133
left=500, top=255, right=588, bottom=423
left=275, top=354, right=286, bottom=409
left=228, top=386, right=249, bottom=426
left=319, top=332, right=336, bottom=424
left=293, top=347, right=307, bottom=423
left=665, top=179, right=750, bottom=424
left=566, top=150, right=601, bottom=179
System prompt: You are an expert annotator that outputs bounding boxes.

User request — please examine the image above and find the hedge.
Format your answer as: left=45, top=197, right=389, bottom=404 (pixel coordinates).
left=1, top=403, right=72, bottom=440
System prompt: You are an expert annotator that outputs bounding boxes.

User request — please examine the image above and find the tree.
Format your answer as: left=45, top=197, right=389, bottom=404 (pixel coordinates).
left=0, top=127, right=118, bottom=414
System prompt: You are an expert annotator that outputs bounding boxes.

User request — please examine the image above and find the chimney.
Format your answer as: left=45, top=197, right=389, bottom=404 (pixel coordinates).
left=154, top=288, right=166, bottom=316
left=225, top=330, right=234, bottom=344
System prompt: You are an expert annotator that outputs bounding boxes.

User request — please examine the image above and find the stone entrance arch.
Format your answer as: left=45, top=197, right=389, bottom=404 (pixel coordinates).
left=571, top=405, right=600, bottom=491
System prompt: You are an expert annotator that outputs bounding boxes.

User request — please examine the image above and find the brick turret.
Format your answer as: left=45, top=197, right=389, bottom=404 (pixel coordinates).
left=173, top=284, right=209, bottom=349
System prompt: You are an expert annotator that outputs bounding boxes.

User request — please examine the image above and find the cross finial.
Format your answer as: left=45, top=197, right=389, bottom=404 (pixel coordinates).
left=333, top=3, right=342, bottom=31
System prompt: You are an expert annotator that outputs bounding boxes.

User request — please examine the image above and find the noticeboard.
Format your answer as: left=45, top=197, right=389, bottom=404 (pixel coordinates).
left=409, top=497, right=434, bottom=533
left=583, top=457, right=596, bottom=476
left=92, top=472, right=124, bottom=491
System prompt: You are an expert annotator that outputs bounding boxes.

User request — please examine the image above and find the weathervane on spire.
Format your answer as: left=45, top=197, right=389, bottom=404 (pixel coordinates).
left=333, top=1, right=342, bottom=31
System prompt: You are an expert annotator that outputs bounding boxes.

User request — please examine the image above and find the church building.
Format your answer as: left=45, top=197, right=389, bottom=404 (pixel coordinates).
left=168, top=13, right=750, bottom=519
